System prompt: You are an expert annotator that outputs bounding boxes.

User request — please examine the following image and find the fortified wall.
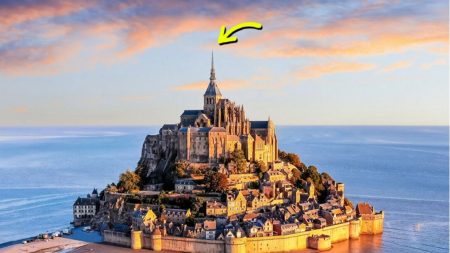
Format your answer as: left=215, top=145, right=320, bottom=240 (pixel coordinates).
left=360, top=211, right=384, bottom=235
left=104, top=215, right=383, bottom=253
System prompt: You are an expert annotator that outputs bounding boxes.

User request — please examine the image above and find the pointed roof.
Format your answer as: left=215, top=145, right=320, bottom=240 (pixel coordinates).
left=204, top=52, right=222, bottom=97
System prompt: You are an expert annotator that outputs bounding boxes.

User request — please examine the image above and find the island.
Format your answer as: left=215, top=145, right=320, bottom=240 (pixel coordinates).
left=73, top=54, right=384, bottom=252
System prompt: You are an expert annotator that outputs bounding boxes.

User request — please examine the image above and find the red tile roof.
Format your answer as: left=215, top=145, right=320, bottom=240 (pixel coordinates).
left=356, top=202, right=373, bottom=215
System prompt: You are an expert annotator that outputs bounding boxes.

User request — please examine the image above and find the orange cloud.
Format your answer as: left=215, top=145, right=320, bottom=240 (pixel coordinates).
left=295, top=62, right=375, bottom=80
left=174, top=79, right=251, bottom=91
left=382, top=60, right=413, bottom=72
left=238, top=17, right=449, bottom=58
left=116, top=8, right=258, bottom=58
left=0, top=1, right=447, bottom=76
left=11, top=106, right=29, bottom=113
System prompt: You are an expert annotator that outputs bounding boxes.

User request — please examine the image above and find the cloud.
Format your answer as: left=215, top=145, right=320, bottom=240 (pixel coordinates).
left=0, top=1, right=93, bottom=28
left=0, top=1, right=447, bottom=75
left=238, top=17, right=448, bottom=58
left=0, top=42, right=81, bottom=75
left=382, top=60, right=413, bottom=72
left=10, top=106, right=29, bottom=113
left=420, top=59, right=448, bottom=70
left=295, top=62, right=375, bottom=80
left=174, top=79, right=251, bottom=91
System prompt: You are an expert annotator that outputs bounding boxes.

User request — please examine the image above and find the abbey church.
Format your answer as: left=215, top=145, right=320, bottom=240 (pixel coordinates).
left=139, top=54, right=278, bottom=177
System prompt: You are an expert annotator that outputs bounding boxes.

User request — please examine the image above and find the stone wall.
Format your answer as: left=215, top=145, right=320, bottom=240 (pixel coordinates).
left=239, top=221, right=350, bottom=253
left=103, top=230, right=130, bottom=247
left=360, top=211, right=384, bottom=235
left=105, top=217, right=384, bottom=253
left=161, top=236, right=225, bottom=253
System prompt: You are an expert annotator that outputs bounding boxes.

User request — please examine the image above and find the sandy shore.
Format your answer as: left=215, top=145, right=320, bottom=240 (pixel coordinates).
left=0, top=237, right=87, bottom=253
left=71, top=243, right=144, bottom=253
left=70, top=243, right=176, bottom=253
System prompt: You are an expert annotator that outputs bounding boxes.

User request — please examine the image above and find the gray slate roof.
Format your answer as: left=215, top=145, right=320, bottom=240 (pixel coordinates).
left=250, top=121, right=269, bottom=129
left=74, top=197, right=97, bottom=206
left=181, top=110, right=203, bottom=116
left=204, top=81, right=222, bottom=96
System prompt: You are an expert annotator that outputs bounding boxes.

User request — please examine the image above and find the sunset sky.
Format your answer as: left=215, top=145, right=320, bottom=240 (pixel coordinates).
left=0, top=0, right=448, bottom=126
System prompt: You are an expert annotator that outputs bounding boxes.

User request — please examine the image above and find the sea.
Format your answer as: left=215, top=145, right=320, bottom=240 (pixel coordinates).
left=0, top=126, right=448, bottom=252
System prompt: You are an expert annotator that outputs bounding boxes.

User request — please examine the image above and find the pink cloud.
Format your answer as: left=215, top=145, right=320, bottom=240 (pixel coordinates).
left=0, top=1, right=93, bottom=28
left=295, top=62, right=375, bottom=80
left=238, top=17, right=448, bottom=58
left=0, top=1, right=447, bottom=76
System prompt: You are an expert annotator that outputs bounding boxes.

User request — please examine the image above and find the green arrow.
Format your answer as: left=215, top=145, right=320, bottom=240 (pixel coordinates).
left=218, top=22, right=263, bottom=46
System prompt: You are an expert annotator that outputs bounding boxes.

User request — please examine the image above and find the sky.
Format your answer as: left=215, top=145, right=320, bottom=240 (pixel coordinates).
left=0, top=0, right=448, bottom=126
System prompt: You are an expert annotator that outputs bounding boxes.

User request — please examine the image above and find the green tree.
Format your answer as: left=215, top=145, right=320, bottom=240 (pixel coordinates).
left=205, top=171, right=228, bottom=192
left=248, top=181, right=260, bottom=189
left=106, top=182, right=118, bottom=193
left=321, top=172, right=333, bottom=181
left=185, top=216, right=195, bottom=226
left=301, top=165, right=329, bottom=202
left=278, top=150, right=302, bottom=168
left=298, top=162, right=307, bottom=172
left=174, top=161, right=189, bottom=178
left=231, top=149, right=247, bottom=173
left=255, top=161, right=268, bottom=174
left=117, top=170, right=141, bottom=193
left=292, top=168, right=301, bottom=181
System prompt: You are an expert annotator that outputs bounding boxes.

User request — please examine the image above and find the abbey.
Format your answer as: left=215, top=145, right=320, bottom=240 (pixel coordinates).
left=140, top=54, right=278, bottom=176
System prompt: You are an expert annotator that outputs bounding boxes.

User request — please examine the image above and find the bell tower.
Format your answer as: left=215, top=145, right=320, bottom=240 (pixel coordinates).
left=204, top=52, right=222, bottom=119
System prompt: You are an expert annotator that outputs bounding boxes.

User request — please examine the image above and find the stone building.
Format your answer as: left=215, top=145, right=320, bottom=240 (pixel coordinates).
left=206, top=201, right=227, bottom=217
left=139, top=54, right=278, bottom=179
left=174, top=179, right=196, bottom=193
left=226, top=191, right=247, bottom=216
left=73, top=188, right=99, bottom=226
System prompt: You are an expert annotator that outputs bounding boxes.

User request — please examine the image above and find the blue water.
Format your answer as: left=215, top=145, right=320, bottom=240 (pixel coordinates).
left=0, top=126, right=448, bottom=252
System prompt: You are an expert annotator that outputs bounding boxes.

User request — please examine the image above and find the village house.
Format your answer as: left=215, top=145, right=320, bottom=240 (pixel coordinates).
left=206, top=200, right=227, bottom=217
left=320, top=208, right=348, bottom=225
left=132, top=209, right=157, bottom=232
left=264, top=170, right=285, bottom=182
left=203, top=220, right=217, bottom=240
left=273, top=220, right=306, bottom=235
left=226, top=191, right=247, bottom=216
left=313, top=218, right=327, bottom=229
left=174, top=179, right=196, bottom=193
left=161, top=208, right=191, bottom=224
left=227, top=173, right=259, bottom=190
left=246, top=191, right=270, bottom=211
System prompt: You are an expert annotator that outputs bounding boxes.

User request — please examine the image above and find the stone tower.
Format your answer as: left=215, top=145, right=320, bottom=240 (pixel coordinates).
left=204, top=52, right=222, bottom=119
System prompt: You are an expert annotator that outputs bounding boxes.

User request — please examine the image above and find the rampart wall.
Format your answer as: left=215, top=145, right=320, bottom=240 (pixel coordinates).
left=104, top=216, right=383, bottom=252
left=103, top=230, right=130, bottom=247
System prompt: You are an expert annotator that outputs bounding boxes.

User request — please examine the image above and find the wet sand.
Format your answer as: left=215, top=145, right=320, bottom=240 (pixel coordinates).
left=70, top=243, right=176, bottom=253
left=0, top=237, right=87, bottom=253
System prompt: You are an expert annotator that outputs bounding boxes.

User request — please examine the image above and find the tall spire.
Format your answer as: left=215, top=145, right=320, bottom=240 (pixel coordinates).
left=204, top=51, right=221, bottom=97
left=210, top=51, right=216, bottom=81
